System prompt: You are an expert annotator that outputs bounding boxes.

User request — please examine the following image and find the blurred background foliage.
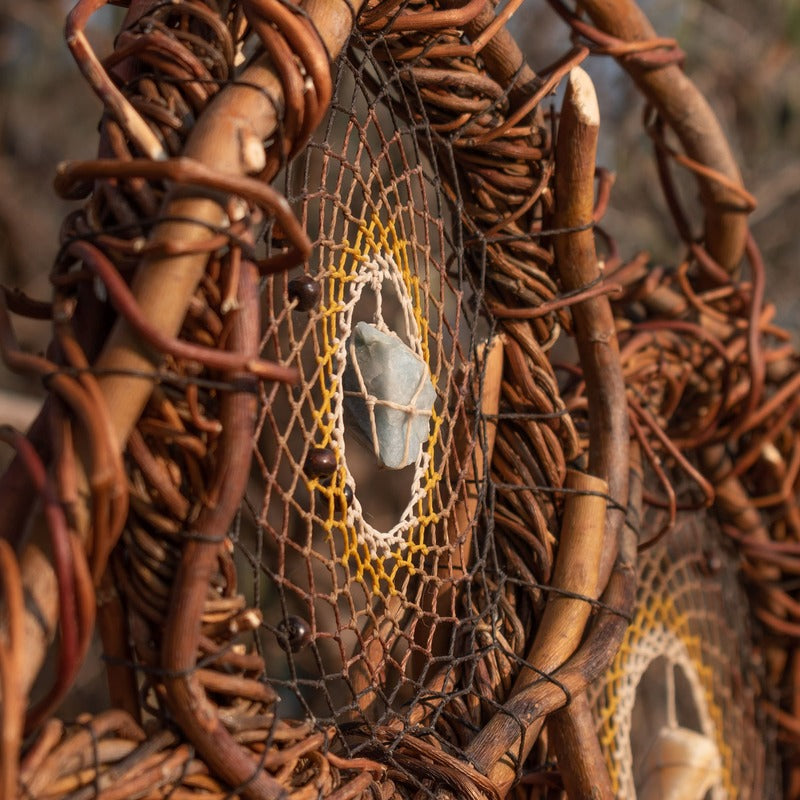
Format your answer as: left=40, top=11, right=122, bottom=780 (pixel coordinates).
left=1, top=0, right=799, bottom=413
left=0, top=0, right=122, bottom=415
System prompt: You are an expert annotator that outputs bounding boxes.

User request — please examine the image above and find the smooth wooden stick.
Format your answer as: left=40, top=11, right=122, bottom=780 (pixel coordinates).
left=451, top=334, right=505, bottom=578
left=471, top=469, right=607, bottom=792
left=547, top=64, right=621, bottom=800
left=554, top=66, right=628, bottom=595
left=466, top=67, right=628, bottom=796
left=517, top=469, right=608, bottom=687
left=548, top=692, right=614, bottom=800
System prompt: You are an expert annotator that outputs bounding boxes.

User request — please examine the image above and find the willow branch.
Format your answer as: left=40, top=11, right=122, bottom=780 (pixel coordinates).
left=11, top=0, right=362, bottom=701
left=465, top=67, right=629, bottom=796
left=577, top=0, right=751, bottom=273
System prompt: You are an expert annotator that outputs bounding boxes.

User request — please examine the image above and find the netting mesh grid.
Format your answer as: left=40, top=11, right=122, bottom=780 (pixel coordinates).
left=589, top=508, right=770, bottom=799
left=251, top=30, right=522, bottom=751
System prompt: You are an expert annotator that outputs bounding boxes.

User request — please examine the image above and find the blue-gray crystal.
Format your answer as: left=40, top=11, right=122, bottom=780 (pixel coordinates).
left=343, top=321, right=435, bottom=469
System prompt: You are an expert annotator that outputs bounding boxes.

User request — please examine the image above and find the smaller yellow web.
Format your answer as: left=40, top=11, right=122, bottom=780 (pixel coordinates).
left=597, top=591, right=734, bottom=797
left=305, top=215, right=444, bottom=595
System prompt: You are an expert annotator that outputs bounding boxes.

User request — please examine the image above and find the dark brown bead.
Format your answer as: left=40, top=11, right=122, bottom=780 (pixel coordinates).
left=305, top=446, right=336, bottom=478
left=288, top=276, right=321, bottom=312
left=342, top=484, right=353, bottom=505
left=277, top=616, right=311, bottom=653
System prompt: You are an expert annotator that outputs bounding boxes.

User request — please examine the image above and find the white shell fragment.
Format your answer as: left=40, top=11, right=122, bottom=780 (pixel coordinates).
left=637, top=725, right=721, bottom=800
left=344, top=321, right=435, bottom=469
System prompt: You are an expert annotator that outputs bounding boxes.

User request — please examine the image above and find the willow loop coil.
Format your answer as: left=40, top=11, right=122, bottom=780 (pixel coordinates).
left=0, top=0, right=797, bottom=798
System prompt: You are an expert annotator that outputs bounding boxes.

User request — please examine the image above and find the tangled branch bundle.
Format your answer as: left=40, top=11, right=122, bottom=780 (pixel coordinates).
left=0, top=0, right=797, bottom=797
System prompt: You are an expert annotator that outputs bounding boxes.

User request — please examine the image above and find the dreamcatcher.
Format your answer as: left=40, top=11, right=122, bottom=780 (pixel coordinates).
left=0, top=0, right=794, bottom=798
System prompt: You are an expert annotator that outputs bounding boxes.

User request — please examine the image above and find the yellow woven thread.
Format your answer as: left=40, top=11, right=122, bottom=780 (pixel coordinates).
left=307, top=216, right=443, bottom=595
left=597, top=591, right=734, bottom=797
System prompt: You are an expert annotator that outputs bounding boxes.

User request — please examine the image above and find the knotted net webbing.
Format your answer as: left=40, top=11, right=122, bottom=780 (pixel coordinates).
left=248, top=23, right=576, bottom=775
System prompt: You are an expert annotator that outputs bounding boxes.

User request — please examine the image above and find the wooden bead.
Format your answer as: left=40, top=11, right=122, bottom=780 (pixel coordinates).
left=277, top=616, right=311, bottom=653
left=288, top=276, right=320, bottom=312
left=305, top=447, right=336, bottom=478
left=701, top=549, right=722, bottom=576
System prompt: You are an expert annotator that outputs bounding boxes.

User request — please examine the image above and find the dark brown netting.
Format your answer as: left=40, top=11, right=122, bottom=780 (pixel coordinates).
left=0, top=0, right=796, bottom=797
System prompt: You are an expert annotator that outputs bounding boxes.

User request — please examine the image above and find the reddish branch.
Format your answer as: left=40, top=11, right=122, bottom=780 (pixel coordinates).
left=551, top=0, right=753, bottom=274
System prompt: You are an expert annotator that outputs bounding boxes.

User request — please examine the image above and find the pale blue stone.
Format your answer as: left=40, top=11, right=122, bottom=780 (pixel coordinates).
left=344, top=321, right=435, bottom=469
